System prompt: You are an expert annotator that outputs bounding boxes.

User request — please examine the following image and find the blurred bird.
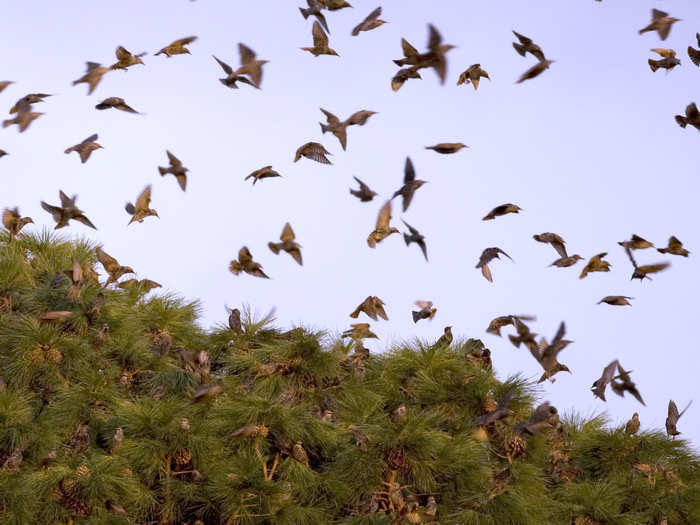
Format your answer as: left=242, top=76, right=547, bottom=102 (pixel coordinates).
left=349, top=176, right=377, bottom=202
left=3, top=111, right=43, bottom=132
left=225, top=306, right=243, bottom=333
left=533, top=233, right=567, bottom=258
left=476, top=247, right=513, bottom=282
left=41, top=190, right=97, bottom=230
left=412, top=300, right=437, bottom=323
left=0, top=150, right=7, bottom=158
left=689, top=34, right=700, bottom=66
left=648, top=48, right=681, bottom=72
left=623, top=246, right=670, bottom=281
left=342, top=323, right=378, bottom=340
left=2, top=208, right=33, bottom=238
left=531, top=322, right=572, bottom=383
left=392, top=157, right=427, bottom=212
left=64, top=133, right=103, bottom=163
left=231, top=424, right=269, bottom=439
left=301, top=21, right=339, bottom=57
left=110, top=46, right=146, bottom=70
left=299, top=0, right=330, bottom=33
left=475, top=387, right=516, bottom=426
left=9, top=93, right=51, bottom=113
left=319, top=108, right=376, bottom=150
left=638, top=9, right=680, bottom=41
left=591, top=359, right=620, bottom=401
left=95, top=96, right=140, bottom=113
left=118, top=279, right=162, bottom=293
left=212, top=55, right=257, bottom=89
left=393, top=24, right=455, bottom=84
left=367, top=200, right=399, bottom=248
left=245, top=165, right=281, bottom=184
left=433, top=326, right=453, bottom=347
left=598, top=295, right=633, bottom=306
left=0, top=81, right=12, bottom=92
left=350, top=296, right=388, bottom=321
left=158, top=150, right=189, bottom=191
left=155, top=36, right=197, bottom=57
left=229, top=246, right=269, bottom=279
left=610, top=363, right=645, bottom=405
left=401, top=219, right=428, bottom=261
left=483, top=203, right=521, bottom=220
left=106, top=500, right=127, bottom=514
left=517, top=60, right=554, bottom=83
left=294, top=141, right=332, bottom=164
left=487, top=314, right=536, bottom=337
left=268, top=222, right=303, bottom=265
left=550, top=254, right=584, bottom=268
left=457, top=64, right=490, bottom=90
left=425, top=142, right=468, bottom=154
left=579, top=252, right=611, bottom=278
left=233, top=44, right=268, bottom=88
left=351, top=7, right=386, bottom=36
left=125, top=185, right=158, bottom=225
left=675, top=102, right=700, bottom=131
left=619, top=234, right=654, bottom=250
left=96, top=247, right=135, bottom=285
left=391, top=66, right=421, bottom=91
left=72, top=62, right=110, bottom=95
left=666, top=400, right=692, bottom=437
left=345, top=110, right=377, bottom=126
left=512, top=31, right=546, bottom=61
left=625, top=413, right=640, bottom=435
left=192, top=383, right=223, bottom=403
left=514, top=401, right=558, bottom=435
left=657, top=236, right=689, bottom=257
left=318, top=0, right=352, bottom=10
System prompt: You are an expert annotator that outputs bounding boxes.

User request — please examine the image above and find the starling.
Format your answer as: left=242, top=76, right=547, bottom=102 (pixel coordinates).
left=610, top=363, right=645, bottom=405
left=231, top=424, right=269, bottom=439
left=391, top=404, right=407, bottom=424
left=549, top=254, right=584, bottom=267
left=486, top=314, right=536, bottom=337
left=674, top=102, right=700, bottom=131
left=95, top=96, right=140, bottom=113
left=391, top=66, right=422, bottom=91
left=64, top=133, right=103, bottom=163
left=349, top=176, right=377, bottom=202
left=155, top=36, right=198, bottom=57
left=533, top=233, right=567, bottom=258
left=350, top=296, right=388, bottom=321
left=40, top=311, right=73, bottom=322
left=433, top=325, right=453, bottom=347
left=229, top=246, right=269, bottom=279
left=292, top=441, right=309, bottom=466
left=118, top=279, right=162, bottom=293
left=625, top=413, right=640, bottom=435
left=268, top=222, right=303, bottom=265
left=392, top=157, right=427, bottom=212
left=0, top=81, right=12, bottom=92
left=110, top=427, right=124, bottom=453
left=225, top=306, right=243, bottom=333
left=106, top=500, right=127, bottom=514
left=689, top=34, right=700, bottom=66
left=125, top=185, right=158, bottom=225
left=0, top=150, right=7, bottom=158
left=345, top=109, right=377, bottom=126
left=598, top=295, right=633, bottom=306
left=342, top=323, right=378, bottom=340
left=192, top=383, right=223, bottom=403
left=530, top=321, right=572, bottom=383
left=657, top=236, right=689, bottom=257
left=245, top=165, right=281, bottom=184
left=648, top=48, right=681, bottom=72
left=401, top=219, right=428, bottom=261
left=158, top=150, right=189, bottom=191
left=425, top=142, right=468, bottom=154
left=319, top=108, right=376, bottom=150
left=514, top=401, right=558, bottom=435
left=457, top=64, right=490, bottom=90
left=591, top=359, right=620, bottom=401
left=666, top=400, right=692, bottom=437
left=393, top=24, right=455, bottom=84
left=212, top=55, right=257, bottom=89
left=96, top=247, right=135, bottom=285
left=482, top=203, right=521, bottom=220
left=2, top=207, right=33, bottom=238
left=412, top=300, right=437, bottom=323
left=580, top=252, right=611, bottom=278
left=294, top=141, right=332, bottom=164
left=638, top=9, right=681, bottom=41
left=351, top=6, right=386, bottom=36
left=512, top=31, right=546, bottom=61
left=110, top=46, right=146, bottom=70
left=299, top=0, right=330, bottom=33
left=318, top=0, right=352, bottom=9
left=233, top=43, right=268, bottom=88
left=301, top=21, right=339, bottom=57
left=41, top=190, right=97, bottom=230
left=72, top=62, right=110, bottom=95
left=474, top=386, right=516, bottom=426
left=517, top=60, right=554, bottom=83
left=2, top=111, right=43, bottom=132
left=619, top=234, right=654, bottom=250
left=9, top=93, right=51, bottom=114
left=624, top=244, right=670, bottom=281
left=476, top=247, right=513, bottom=282
left=367, top=200, right=399, bottom=248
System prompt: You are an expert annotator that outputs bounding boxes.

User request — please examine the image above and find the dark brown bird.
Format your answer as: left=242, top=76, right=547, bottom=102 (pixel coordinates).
left=225, top=306, right=243, bottom=333
left=475, top=387, right=516, bottom=426
left=233, top=43, right=268, bottom=88
left=425, top=142, right=468, bottom=154
left=64, top=133, right=103, bottom=163
left=158, top=150, right=188, bottom=191
left=457, top=64, right=490, bottom=90
left=349, top=176, right=377, bottom=202
left=580, top=252, right=611, bottom=278
left=268, top=223, right=303, bottom=265
left=41, top=190, right=97, bottom=230
left=476, top=247, right=513, bottom=282
left=514, top=401, right=558, bottom=435
left=666, top=400, right=692, bottom=437
left=391, top=66, right=421, bottom=91
left=675, top=102, right=700, bottom=131
left=0, top=81, right=12, bottom=93
left=619, top=234, right=654, bottom=250
left=533, top=233, right=567, bottom=258
left=96, top=247, right=135, bottom=285
left=2, top=207, right=33, bottom=238
left=625, top=413, right=640, bottom=435
left=517, top=60, right=554, bottom=83
left=689, top=34, right=700, bottom=66
left=623, top=246, right=670, bottom=281
left=550, top=254, right=584, bottom=268
left=342, top=323, right=378, bottom=340
left=639, top=9, right=680, bottom=41
left=433, top=326, right=453, bottom=348
left=229, top=246, right=269, bottom=279
left=486, top=314, right=536, bottom=337
left=72, top=62, right=110, bottom=95
left=3, top=111, right=43, bottom=132
left=648, top=48, right=681, bottom=72
left=392, top=157, right=427, bottom=212
left=294, top=141, right=332, bottom=164
left=482, top=203, right=521, bottom=220
left=110, top=46, right=146, bottom=70
left=598, top=295, right=633, bottom=306
left=9, top=93, right=51, bottom=114
left=299, top=0, right=330, bottom=33
left=212, top=55, right=257, bottom=89
left=352, top=6, right=386, bottom=36
left=657, top=236, right=689, bottom=257
left=0, top=149, right=7, bottom=158
left=95, top=96, right=140, bottom=113
left=530, top=322, right=572, bottom=383
left=245, top=165, right=281, bottom=184
left=155, top=36, right=197, bottom=57
left=610, top=363, right=645, bottom=405
left=591, top=359, right=621, bottom=401
left=367, top=199, right=399, bottom=248
left=512, top=31, right=546, bottom=61
left=301, top=21, right=339, bottom=57
left=319, top=108, right=376, bottom=150
left=412, top=300, right=437, bottom=323
left=401, top=219, right=428, bottom=261
left=125, top=185, right=158, bottom=225
left=393, top=24, right=455, bottom=84
left=350, top=296, right=388, bottom=321
left=318, top=0, right=352, bottom=10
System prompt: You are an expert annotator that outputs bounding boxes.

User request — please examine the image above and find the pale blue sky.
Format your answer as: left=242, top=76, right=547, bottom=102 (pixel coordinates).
left=2, top=1, right=699, bottom=444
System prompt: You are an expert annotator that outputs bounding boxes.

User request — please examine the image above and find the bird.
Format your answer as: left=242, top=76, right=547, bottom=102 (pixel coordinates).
left=508, top=317, right=538, bottom=350
left=351, top=7, right=386, bottom=36
left=391, top=404, right=407, bottom=424
left=482, top=203, right=521, bottom=220
left=349, top=176, right=377, bottom=202
left=318, top=0, right=352, bottom=9
left=95, top=96, right=140, bottom=113
left=231, top=424, right=269, bottom=439
left=393, top=24, right=455, bottom=84
left=0, top=150, right=6, bottom=159
left=512, top=31, right=546, bottom=61
left=425, top=142, right=468, bottom=154
left=580, top=252, right=611, bottom=279
left=517, top=60, right=554, bottom=83
left=3, top=111, right=43, bottom=132
left=158, top=151, right=189, bottom=191
left=64, top=133, right=103, bottom=163
left=226, top=306, right=243, bottom=333
left=342, top=323, right=378, bottom=340
left=591, top=359, right=621, bottom=401
left=109, top=427, right=124, bottom=454
left=72, top=62, right=110, bottom=95
left=638, top=9, right=680, bottom=41
left=457, top=64, right=490, bottom=90
left=245, top=166, right=281, bottom=184
left=648, top=48, right=681, bottom=72
left=292, top=441, right=309, bottom=466
left=9, top=93, right=51, bottom=114
left=319, top=108, right=376, bottom=150
left=610, top=363, right=645, bottom=406
left=432, top=326, right=453, bottom=348
left=533, top=233, right=567, bottom=258
left=350, top=296, right=388, bottom=322
left=96, top=247, right=135, bottom=285
left=192, top=384, right=223, bottom=403
left=657, top=236, right=689, bottom=257
left=625, top=413, right=640, bottom=435
left=619, top=234, right=654, bottom=250
left=229, top=246, right=269, bottom=279
left=367, top=200, right=399, bottom=248
left=125, top=185, right=159, bottom=225
left=345, top=110, right=377, bottom=126
left=212, top=55, right=257, bottom=89
left=392, top=157, right=427, bottom=212
left=0, top=81, right=12, bottom=92
left=110, top=46, right=146, bottom=70
left=622, top=246, right=670, bottom=281
left=474, top=387, right=517, bottom=426
left=689, top=34, right=700, bottom=66
left=401, top=219, right=428, bottom=261
left=301, top=21, right=339, bottom=57
left=117, top=279, right=161, bottom=293
left=598, top=295, right=633, bottom=306
left=412, top=300, right=436, bottom=323
left=300, top=0, right=330, bottom=32
left=476, top=247, right=513, bottom=282
left=549, top=255, right=584, bottom=268
left=675, top=102, right=700, bottom=131
left=486, top=315, right=536, bottom=337
left=530, top=321, right=572, bottom=383
left=2, top=208, right=33, bottom=239
left=666, top=400, right=692, bottom=437
left=155, top=36, right=197, bottom=57
left=294, top=142, right=332, bottom=164
left=232, top=43, right=268, bottom=88
left=391, top=66, right=421, bottom=91
left=514, top=402, right=558, bottom=435
left=41, top=191, right=97, bottom=230
left=268, top=223, right=303, bottom=265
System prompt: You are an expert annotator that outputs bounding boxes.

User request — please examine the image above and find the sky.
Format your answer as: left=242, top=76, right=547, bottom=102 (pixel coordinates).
left=2, top=1, right=699, bottom=446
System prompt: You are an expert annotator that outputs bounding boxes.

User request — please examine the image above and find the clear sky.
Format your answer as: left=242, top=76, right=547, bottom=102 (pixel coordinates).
left=2, top=1, right=699, bottom=445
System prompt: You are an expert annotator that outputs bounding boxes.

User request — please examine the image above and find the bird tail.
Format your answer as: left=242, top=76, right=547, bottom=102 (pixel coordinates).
left=412, top=311, right=420, bottom=323
left=299, top=7, right=310, bottom=19
left=268, top=242, right=280, bottom=255
left=675, top=115, right=687, bottom=128
left=648, top=59, right=659, bottom=72
left=95, top=103, right=108, bottom=110
left=403, top=233, right=411, bottom=246
left=158, top=167, right=168, bottom=176
left=320, top=123, right=329, bottom=134
left=393, top=59, right=407, bottom=66
left=513, top=42, right=526, bottom=56
left=2, top=119, right=11, bottom=128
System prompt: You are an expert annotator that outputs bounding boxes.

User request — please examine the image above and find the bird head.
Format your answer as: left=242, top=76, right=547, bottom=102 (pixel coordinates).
left=136, top=56, right=145, bottom=65
left=557, top=364, right=572, bottom=374
left=122, top=266, right=136, bottom=275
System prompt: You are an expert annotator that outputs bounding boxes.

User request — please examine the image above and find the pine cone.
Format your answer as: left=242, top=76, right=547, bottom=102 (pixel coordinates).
left=45, top=346, right=62, bottom=363
left=0, top=295, right=12, bottom=313
left=174, top=449, right=193, bottom=467
left=384, top=448, right=407, bottom=470
left=574, top=516, right=600, bottom=525
left=505, top=435, right=527, bottom=460
left=483, top=396, right=498, bottom=413
left=27, top=345, right=45, bottom=365
left=75, top=464, right=90, bottom=478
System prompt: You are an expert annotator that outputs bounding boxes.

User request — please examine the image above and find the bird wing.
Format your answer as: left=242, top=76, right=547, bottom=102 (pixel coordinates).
left=551, top=321, right=566, bottom=346
left=174, top=36, right=198, bottom=46
left=320, top=107, right=341, bottom=126
left=59, top=190, right=76, bottom=208
left=404, top=156, right=415, bottom=183
left=213, top=55, right=233, bottom=75
left=651, top=9, right=669, bottom=20
left=238, top=246, right=253, bottom=264
left=427, top=24, right=442, bottom=52
left=134, top=185, right=152, bottom=211
left=512, top=31, right=532, bottom=45
left=115, top=46, right=130, bottom=60
left=353, top=176, right=371, bottom=191
left=83, top=133, right=98, bottom=144
left=346, top=110, right=375, bottom=126
left=364, top=6, right=382, bottom=22
left=497, top=248, right=513, bottom=261
left=74, top=214, right=97, bottom=229
left=401, top=38, right=418, bottom=57
left=303, top=142, right=331, bottom=164
left=238, top=43, right=256, bottom=66
left=668, top=400, right=679, bottom=422
left=651, top=48, right=676, bottom=58
left=481, top=264, right=492, bottom=282
left=166, top=150, right=182, bottom=167
left=280, top=222, right=295, bottom=242
left=96, top=247, right=118, bottom=271
left=687, top=103, right=700, bottom=119
left=175, top=175, right=187, bottom=191
left=312, top=21, right=329, bottom=49
left=401, top=219, right=419, bottom=236
left=376, top=200, right=392, bottom=229
left=415, top=300, right=432, bottom=309
left=623, top=246, right=638, bottom=269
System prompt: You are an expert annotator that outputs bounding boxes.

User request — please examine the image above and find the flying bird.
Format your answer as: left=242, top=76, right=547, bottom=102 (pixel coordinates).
left=9, top=93, right=51, bottom=114
left=425, top=142, right=468, bottom=154
left=598, top=295, right=633, bottom=306
left=591, top=360, right=620, bottom=402
left=125, top=185, right=159, bottom=224
left=675, top=102, right=700, bottom=131
left=486, top=315, right=536, bottom=337
left=401, top=219, right=428, bottom=261
left=64, top=133, right=103, bottom=163
left=666, top=400, right=692, bottom=437
left=391, top=66, right=421, bottom=91
left=349, top=176, right=377, bottom=202
left=393, top=24, right=455, bottom=84
left=234, top=43, right=268, bottom=88
left=318, top=0, right=352, bottom=9
left=516, top=60, right=554, bottom=83
left=689, top=34, right=700, bottom=66
left=623, top=245, right=670, bottom=281
left=96, top=247, right=135, bottom=285
left=638, top=9, right=680, bottom=41
left=294, top=142, right=332, bottom=164
left=299, top=0, right=330, bottom=33
left=579, top=252, right=611, bottom=278
left=530, top=321, right=572, bottom=383
left=351, top=7, right=386, bottom=36
left=657, top=236, right=689, bottom=257
left=367, top=200, right=399, bottom=248
left=648, top=48, right=681, bottom=72
left=158, top=150, right=189, bottom=191
left=619, top=234, right=654, bottom=250
left=412, top=300, right=436, bottom=323
left=550, top=255, right=584, bottom=268
left=342, top=323, right=378, bottom=340
left=212, top=55, right=256, bottom=89
left=475, top=387, right=517, bottom=426
left=41, top=190, right=97, bottom=230
left=72, top=62, right=110, bottom=95
left=482, top=203, right=521, bottom=220
left=0, top=81, right=12, bottom=92
left=301, top=21, right=339, bottom=57
left=155, top=36, right=197, bottom=57
left=610, top=362, right=645, bottom=405
left=2, top=208, right=33, bottom=238
left=512, top=31, right=546, bottom=61
left=229, top=246, right=269, bottom=279
left=392, top=157, right=427, bottom=212
left=95, top=97, right=140, bottom=113
left=319, top=108, right=376, bottom=150
left=514, top=402, right=558, bottom=435
left=3, top=111, right=43, bottom=132
left=533, top=233, right=567, bottom=258
left=268, top=223, right=303, bottom=265
left=350, top=296, right=388, bottom=321
left=245, top=166, right=281, bottom=184
left=476, top=247, right=513, bottom=282
left=110, top=46, right=146, bottom=70
left=118, top=279, right=162, bottom=293
left=457, top=64, right=490, bottom=90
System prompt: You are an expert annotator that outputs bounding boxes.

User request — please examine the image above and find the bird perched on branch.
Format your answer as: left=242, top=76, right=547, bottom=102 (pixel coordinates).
left=432, top=326, right=453, bottom=348
left=156, top=36, right=197, bottom=57
left=158, top=151, right=189, bottom=191
left=125, top=185, right=158, bottom=225
left=475, top=247, right=513, bottom=282
left=2, top=208, right=33, bottom=239
left=41, top=191, right=97, bottom=230
left=268, top=223, right=303, bottom=265
left=393, top=24, right=455, bottom=84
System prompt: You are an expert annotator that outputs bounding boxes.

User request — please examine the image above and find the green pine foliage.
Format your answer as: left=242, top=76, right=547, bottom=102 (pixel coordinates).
left=0, top=230, right=698, bottom=525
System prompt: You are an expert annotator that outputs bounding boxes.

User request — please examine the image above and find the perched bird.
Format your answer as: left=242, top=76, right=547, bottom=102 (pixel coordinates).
left=367, top=200, right=399, bottom=248
left=482, top=203, right=521, bottom=220
left=648, top=48, right=681, bottom=72
left=530, top=322, right=572, bottom=383
left=342, top=323, right=378, bottom=340
left=517, top=60, right=554, bottom=83
left=95, top=96, right=140, bottom=113
left=96, top=247, right=135, bottom=285
left=350, top=296, right=388, bottom=321
left=125, top=185, right=159, bottom=225
left=598, top=295, right=633, bottom=306
left=675, top=102, right=700, bottom=131
left=457, top=64, right=490, bottom=90
left=292, top=441, right=309, bottom=466
left=268, top=222, right=303, bottom=265
left=533, top=233, right=567, bottom=258
left=245, top=165, right=281, bottom=185
left=610, top=363, right=645, bottom=406
left=475, top=387, right=516, bottom=426
left=433, top=326, right=453, bottom=348
left=294, top=141, right=332, bottom=164
left=351, top=6, right=386, bottom=36
left=41, top=190, right=97, bottom=230
left=580, top=252, right=611, bottom=278
left=391, top=66, right=421, bottom=91
left=301, top=21, right=339, bottom=57
left=300, top=0, right=330, bottom=33
left=638, top=9, right=680, bottom=41
left=155, top=36, right=197, bottom=57
left=512, top=31, right=546, bottom=61
left=619, top=234, right=654, bottom=250
left=392, top=157, right=427, bottom=212
left=657, top=236, right=689, bottom=257
left=425, top=142, right=468, bottom=154
left=476, top=247, right=513, bottom=282
left=689, top=34, right=700, bottom=66
left=591, top=359, right=620, bottom=401
left=625, top=413, right=640, bottom=435
left=64, top=133, right=103, bottom=163
left=412, top=300, right=437, bottom=323
left=393, top=24, right=455, bottom=84
left=229, top=246, right=269, bottom=279
left=110, top=46, right=146, bottom=70
left=3, top=111, right=43, bottom=132
left=72, top=62, right=110, bottom=95
left=486, top=314, right=536, bottom=337
left=110, top=427, right=124, bottom=454
left=2, top=208, right=33, bottom=238
left=319, top=108, right=376, bottom=150
left=514, top=401, right=558, bottom=435
left=666, top=400, right=692, bottom=437
left=401, top=219, right=428, bottom=261
left=9, top=93, right=51, bottom=114
left=550, top=254, right=584, bottom=268
left=0, top=81, right=12, bottom=93
left=158, top=150, right=189, bottom=191
left=349, top=176, right=377, bottom=202
left=226, top=306, right=243, bottom=333
left=391, top=404, right=407, bottom=424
